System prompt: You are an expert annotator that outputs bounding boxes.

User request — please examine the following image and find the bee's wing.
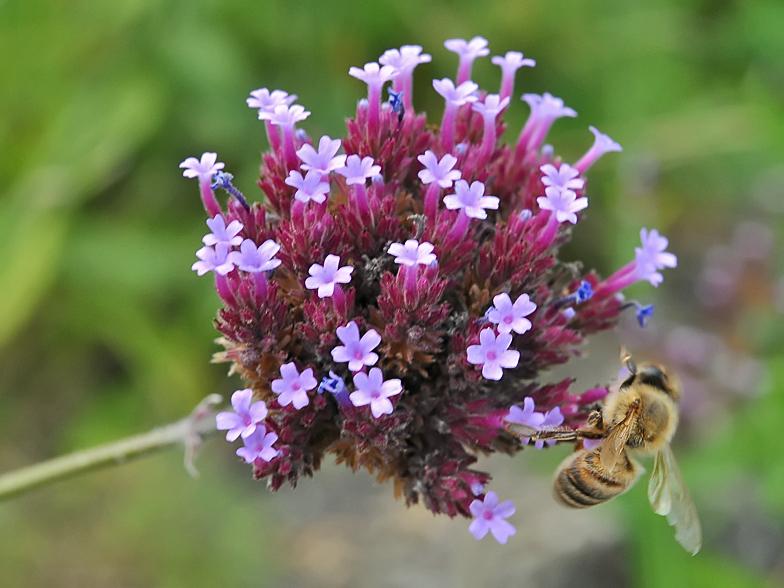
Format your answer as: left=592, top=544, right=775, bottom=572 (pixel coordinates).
left=648, top=444, right=702, bottom=555
left=599, top=403, right=638, bottom=471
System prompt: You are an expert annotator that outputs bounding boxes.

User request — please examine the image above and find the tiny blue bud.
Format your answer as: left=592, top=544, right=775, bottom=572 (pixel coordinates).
left=575, top=281, right=594, bottom=304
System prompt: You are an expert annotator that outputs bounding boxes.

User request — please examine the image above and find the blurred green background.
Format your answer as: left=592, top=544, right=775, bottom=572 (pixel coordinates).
left=1, top=0, right=784, bottom=586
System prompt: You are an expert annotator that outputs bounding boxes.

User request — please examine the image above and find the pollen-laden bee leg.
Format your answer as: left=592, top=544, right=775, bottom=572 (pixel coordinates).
left=586, top=409, right=604, bottom=432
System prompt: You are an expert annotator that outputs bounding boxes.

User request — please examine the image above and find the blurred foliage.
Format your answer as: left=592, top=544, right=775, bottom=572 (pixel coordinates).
left=1, top=0, right=783, bottom=586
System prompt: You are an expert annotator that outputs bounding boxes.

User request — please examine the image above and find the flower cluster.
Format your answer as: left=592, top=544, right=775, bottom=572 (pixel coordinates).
left=181, top=37, right=677, bottom=543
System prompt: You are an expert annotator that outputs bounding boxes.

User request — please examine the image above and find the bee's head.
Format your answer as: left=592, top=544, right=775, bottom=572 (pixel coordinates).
left=636, top=363, right=682, bottom=402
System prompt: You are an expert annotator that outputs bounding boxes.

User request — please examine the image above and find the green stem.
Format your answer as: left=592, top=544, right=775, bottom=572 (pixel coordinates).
left=0, top=394, right=222, bottom=502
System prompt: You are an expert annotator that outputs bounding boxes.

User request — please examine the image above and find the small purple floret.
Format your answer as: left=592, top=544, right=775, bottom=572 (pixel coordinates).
left=466, top=328, right=520, bottom=381
left=192, top=243, right=234, bottom=276
left=350, top=368, right=403, bottom=418
left=180, top=152, right=224, bottom=182
left=236, top=425, right=279, bottom=464
left=305, top=254, right=354, bottom=298
left=487, top=293, right=537, bottom=334
left=216, top=389, right=269, bottom=441
left=468, top=491, right=516, bottom=544
left=388, top=240, right=437, bottom=266
left=203, top=214, right=244, bottom=247
left=271, top=363, right=318, bottom=410
left=417, top=151, right=461, bottom=188
left=443, top=180, right=499, bottom=220
left=228, top=239, right=281, bottom=273
left=331, top=321, right=382, bottom=372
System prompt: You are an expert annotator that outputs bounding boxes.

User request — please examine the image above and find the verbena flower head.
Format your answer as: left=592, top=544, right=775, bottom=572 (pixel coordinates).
left=184, top=38, right=673, bottom=532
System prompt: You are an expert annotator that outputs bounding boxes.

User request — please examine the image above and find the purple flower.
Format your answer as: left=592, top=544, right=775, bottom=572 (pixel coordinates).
left=523, top=92, right=577, bottom=120
left=634, top=228, right=677, bottom=286
left=472, top=94, right=510, bottom=119
left=574, top=126, right=623, bottom=173
left=216, top=389, right=269, bottom=441
left=227, top=239, right=281, bottom=273
left=305, top=254, right=354, bottom=298
left=180, top=152, right=224, bottom=182
left=466, top=328, right=520, bottom=380
left=636, top=228, right=677, bottom=272
left=537, top=186, right=588, bottom=224
left=534, top=407, right=564, bottom=449
left=285, top=170, right=331, bottom=204
left=336, top=154, right=381, bottom=185
left=202, top=214, right=244, bottom=247
left=540, top=163, right=585, bottom=191
left=468, top=491, right=516, bottom=544
left=417, top=151, right=461, bottom=188
left=492, top=52, right=535, bottom=100
left=443, top=180, right=499, bottom=220
left=444, top=36, right=490, bottom=60
left=271, top=363, right=318, bottom=409
left=432, top=79, right=479, bottom=106
left=380, top=45, right=432, bottom=73
left=350, top=368, right=403, bottom=418
left=505, top=398, right=546, bottom=445
left=388, top=239, right=437, bottom=266
left=487, top=293, right=537, bottom=334
left=192, top=243, right=234, bottom=276
left=349, top=62, right=398, bottom=87
left=247, top=88, right=297, bottom=117
left=445, top=37, right=490, bottom=84
left=331, top=321, right=382, bottom=372
left=297, top=135, right=347, bottom=174
left=259, top=103, right=311, bottom=127
left=236, top=425, right=279, bottom=463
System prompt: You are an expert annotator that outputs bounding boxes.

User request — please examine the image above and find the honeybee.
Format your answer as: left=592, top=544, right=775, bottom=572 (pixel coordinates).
left=508, top=350, right=702, bottom=555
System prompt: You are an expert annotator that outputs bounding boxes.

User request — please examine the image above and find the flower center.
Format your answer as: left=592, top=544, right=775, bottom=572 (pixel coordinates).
left=354, top=349, right=365, bottom=360
left=486, top=351, right=497, bottom=361
left=504, top=315, right=513, bottom=324
left=482, top=511, right=494, bottom=521
left=371, top=390, right=381, bottom=400
left=292, top=382, right=301, bottom=391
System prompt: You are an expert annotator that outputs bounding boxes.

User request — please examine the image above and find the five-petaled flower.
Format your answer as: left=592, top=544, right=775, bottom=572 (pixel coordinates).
left=297, top=135, right=347, bottom=175
left=350, top=368, right=403, bottom=418
left=247, top=88, right=297, bottom=117
left=179, top=152, right=224, bottom=182
left=285, top=170, right=331, bottom=204
left=388, top=239, right=437, bottom=266
left=467, top=328, right=520, bottom=380
left=305, top=254, right=354, bottom=298
left=540, top=163, right=585, bottom=191
left=417, top=151, right=461, bottom=188
left=228, top=239, right=282, bottom=273
left=487, top=293, right=537, bottom=334
left=468, top=492, right=517, bottom=544
left=537, top=186, right=588, bottom=224
left=192, top=243, right=234, bottom=276
left=271, top=363, right=318, bottom=409
left=337, top=154, right=382, bottom=185
left=331, top=321, right=382, bottom=372
left=203, top=214, right=244, bottom=247
left=216, top=389, right=269, bottom=441
left=443, top=180, right=499, bottom=220
left=236, top=426, right=279, bottom=464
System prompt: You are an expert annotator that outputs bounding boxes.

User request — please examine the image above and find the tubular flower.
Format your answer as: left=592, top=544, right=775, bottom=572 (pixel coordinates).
left=183, top=38, right=672, bottom=532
